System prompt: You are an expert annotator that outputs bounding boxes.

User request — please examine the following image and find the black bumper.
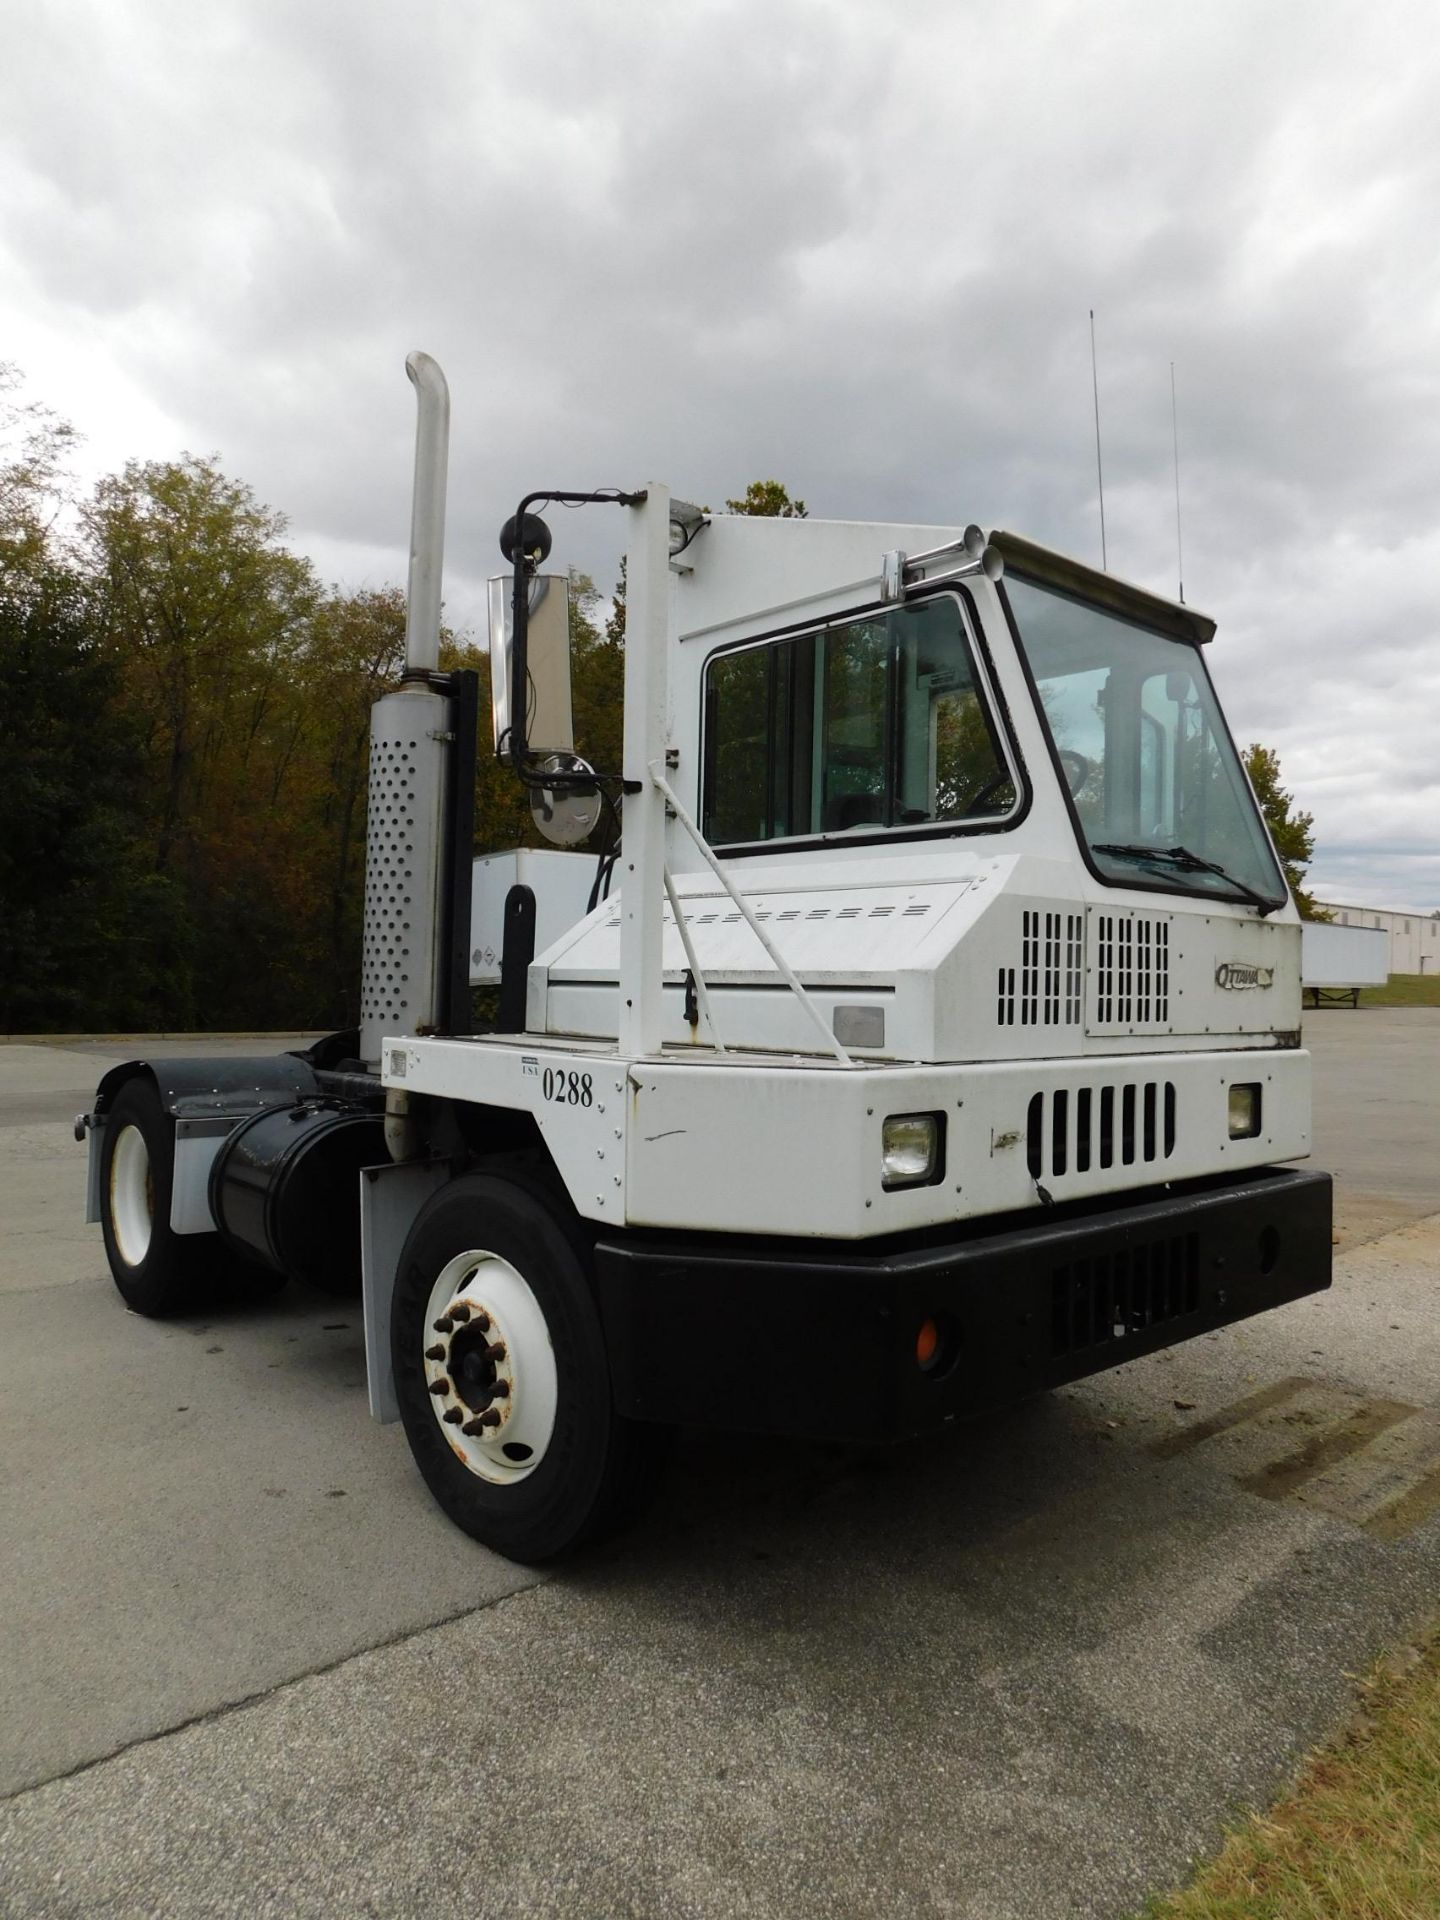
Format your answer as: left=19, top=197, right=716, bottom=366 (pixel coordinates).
left=594, top=1168, right=1332, bottom=1440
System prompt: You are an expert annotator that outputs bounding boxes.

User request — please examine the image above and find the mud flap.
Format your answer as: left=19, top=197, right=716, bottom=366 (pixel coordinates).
left=360, top=1159, right=449, bottom=1423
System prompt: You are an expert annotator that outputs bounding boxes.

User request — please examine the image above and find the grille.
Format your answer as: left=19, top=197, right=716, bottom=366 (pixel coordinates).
left=1095, top=913, right=1169, bottom=1024
left=1051, top=1231, right=1200, bottom=1356
left=998, top=910, right=1083, bottom=1027
left=1026, top=1080, right=1176, bottom=1179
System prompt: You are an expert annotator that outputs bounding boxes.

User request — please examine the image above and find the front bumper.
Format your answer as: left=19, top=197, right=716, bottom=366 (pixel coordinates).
left=594, top=1167, right=1332, bottom=1439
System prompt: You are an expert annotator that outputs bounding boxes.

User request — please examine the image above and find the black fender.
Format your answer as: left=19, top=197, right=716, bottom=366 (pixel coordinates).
left=85, top=1054, right=327, bottom=1233
left=93, top=1053, right=323, bottom=1121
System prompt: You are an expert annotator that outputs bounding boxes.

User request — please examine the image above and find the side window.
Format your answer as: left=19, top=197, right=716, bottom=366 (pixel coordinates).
left=702, top=595, right=1015, bottom=845
left=704, top=648, right=771, bottom=844
left=899, top=596, right=1011, bottom=822
left=819, top=620, right=888, bottom=830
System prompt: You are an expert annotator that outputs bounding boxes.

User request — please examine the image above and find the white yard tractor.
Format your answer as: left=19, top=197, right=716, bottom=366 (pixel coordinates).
left=81, top=355, right=1331, bottom=1561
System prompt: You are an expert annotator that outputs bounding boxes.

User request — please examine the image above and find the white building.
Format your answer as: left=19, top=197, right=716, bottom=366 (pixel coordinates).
left=1316, top=902, right=1440, bottom=976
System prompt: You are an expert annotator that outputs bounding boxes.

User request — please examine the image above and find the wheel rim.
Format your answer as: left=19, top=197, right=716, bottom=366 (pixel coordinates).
left=421, top=1250, right=557, bottom=1484
left=110, top=1124, right=154, bottom=1267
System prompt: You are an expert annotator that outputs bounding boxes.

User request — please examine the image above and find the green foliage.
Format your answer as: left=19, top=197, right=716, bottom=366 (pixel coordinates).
left=604, top=555, right=627, bottom=648
left=80, top=456, right=332, bottom=1024
left=0, top=363, right=78, bottom=588
left=724, top=479, right=807, bottom=519
left=569, top=570, right=624, bottom=781
left=0, top=570, right=185, bottom=1031
left=1243, top=744, right=1327, bottom=920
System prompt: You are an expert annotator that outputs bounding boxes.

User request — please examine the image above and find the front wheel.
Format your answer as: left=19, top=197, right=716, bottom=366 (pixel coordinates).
left=391, top=1166, right=663, bottom=1563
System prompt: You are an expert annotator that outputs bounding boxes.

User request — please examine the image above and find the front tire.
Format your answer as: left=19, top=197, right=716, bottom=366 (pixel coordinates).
left=391, top=1165, right=662, bottom=1563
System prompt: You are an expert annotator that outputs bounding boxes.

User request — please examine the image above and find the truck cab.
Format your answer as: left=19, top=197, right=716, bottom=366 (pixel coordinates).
left=82, top=361, right=1330, bottom=1563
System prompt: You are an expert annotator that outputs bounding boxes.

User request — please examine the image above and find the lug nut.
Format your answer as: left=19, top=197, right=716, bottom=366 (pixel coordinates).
left=425, top=1344, right=446, bottom=1362
left=486, top=1341, right=507, bottom=1363
left=472, top=1312, right=491, bottom=1332
left=433, top=1317, right=453, bottom=1333
left=460, top=1417, right=488, bottom=1437
left=450, top=1305, right=471, bottom=1323
left=479, top=1408, right=502, bottom=1428
left=489, top=1379, right=510, bottom=1399
left=428, top=1378, right=450, bottom=1396
left=442, top=1407, right=464, bottom=1424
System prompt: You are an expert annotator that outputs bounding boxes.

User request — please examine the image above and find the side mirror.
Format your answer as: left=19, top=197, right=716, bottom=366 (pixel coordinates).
left=487, top=572, right=575, bottom=758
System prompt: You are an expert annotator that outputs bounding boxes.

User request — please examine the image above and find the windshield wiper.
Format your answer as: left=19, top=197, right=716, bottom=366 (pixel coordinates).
left=1092, top=843, right=1280, bottom=916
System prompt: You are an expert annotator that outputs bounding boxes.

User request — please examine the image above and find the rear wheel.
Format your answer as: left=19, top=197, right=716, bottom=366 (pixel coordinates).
left=99, top=1078, right=281, bottom=1316
left=392, top=1165, right=663, bottom=1563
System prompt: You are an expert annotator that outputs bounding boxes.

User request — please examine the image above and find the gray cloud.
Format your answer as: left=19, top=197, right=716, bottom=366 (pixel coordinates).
left=4, top=0, right=1438, bottom=907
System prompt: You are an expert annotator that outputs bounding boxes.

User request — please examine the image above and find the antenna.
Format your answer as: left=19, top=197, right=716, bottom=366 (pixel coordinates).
left=1170, top=360, right=1185, bottom=605
left=1089, top=309, right=1107, bottom=570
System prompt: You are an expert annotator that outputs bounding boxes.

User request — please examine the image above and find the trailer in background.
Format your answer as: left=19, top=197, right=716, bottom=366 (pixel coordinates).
left=1302, top=922, right=1389, bottom=1009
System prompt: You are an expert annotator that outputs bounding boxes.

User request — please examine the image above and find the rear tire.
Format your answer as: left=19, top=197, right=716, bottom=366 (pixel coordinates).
left=392, top=1164, right=664, bottom=1563
left=99, top=1078, right=282, bottom=1316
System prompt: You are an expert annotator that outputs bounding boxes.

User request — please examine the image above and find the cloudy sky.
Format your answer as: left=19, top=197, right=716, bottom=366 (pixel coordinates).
left=4, top=0, right=1437, bottom=908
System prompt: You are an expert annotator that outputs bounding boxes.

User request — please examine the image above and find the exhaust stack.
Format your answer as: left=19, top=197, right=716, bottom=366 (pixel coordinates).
left=402, top=351, right=449, bottom=679
left=358, top=353, right=456, bottom=1069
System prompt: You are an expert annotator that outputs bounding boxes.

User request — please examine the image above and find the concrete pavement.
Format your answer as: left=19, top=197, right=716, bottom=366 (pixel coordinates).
left=1306, top=1003, right=1440, bottom=1247
left=1, top=1018, right=1438, bottom=1917
left=0, top=1039, right=543, bottom=1799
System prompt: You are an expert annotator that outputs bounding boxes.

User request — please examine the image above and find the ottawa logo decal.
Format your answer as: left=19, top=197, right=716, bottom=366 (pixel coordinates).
left=1215, top=961, right=1275, bottom=990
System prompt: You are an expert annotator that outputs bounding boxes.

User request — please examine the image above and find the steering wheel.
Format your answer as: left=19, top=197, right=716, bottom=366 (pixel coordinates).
left=1057, top=750, right=1092, bottom=797
left=959, top=771, right=1016, bottom=818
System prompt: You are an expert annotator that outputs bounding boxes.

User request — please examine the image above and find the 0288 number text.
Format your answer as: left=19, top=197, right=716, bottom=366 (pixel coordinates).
left=542, top=1067, right=593, bottom=1107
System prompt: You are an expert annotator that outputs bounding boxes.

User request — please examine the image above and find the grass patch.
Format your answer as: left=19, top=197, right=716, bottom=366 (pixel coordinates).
left=1358, top=974, right=1440, bottom=1008
left=1142, top=1622, right=1440, bottom=1919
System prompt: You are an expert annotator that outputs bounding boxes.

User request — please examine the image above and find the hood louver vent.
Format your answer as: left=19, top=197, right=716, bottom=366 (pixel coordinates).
left=1095, top=912, right=1170, bottom=1025
left=998, top=910, right=1082, bottom=1027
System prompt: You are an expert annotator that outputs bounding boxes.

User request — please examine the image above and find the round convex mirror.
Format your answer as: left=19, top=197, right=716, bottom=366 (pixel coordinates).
left=529, top=753, right=602, bottom=847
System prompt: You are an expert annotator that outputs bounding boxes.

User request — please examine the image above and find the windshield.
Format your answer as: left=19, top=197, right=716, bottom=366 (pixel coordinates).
left=702, top=593, right=1018, bottom=846
left=1005, top=576, right=1287, bottom=908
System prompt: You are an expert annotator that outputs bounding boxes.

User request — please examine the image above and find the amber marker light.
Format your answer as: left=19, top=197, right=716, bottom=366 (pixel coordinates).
left=916, top=1318, right=941, bottom=1368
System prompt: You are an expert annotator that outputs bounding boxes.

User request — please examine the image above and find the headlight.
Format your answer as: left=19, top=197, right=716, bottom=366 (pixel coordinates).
left=882, top=1112, right=943, bottom=1189
left=1228, top=1083, right=1262, bottom=1139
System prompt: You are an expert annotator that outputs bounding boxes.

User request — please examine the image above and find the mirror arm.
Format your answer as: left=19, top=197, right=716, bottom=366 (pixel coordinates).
left=505, top=488, right=646, bottom=778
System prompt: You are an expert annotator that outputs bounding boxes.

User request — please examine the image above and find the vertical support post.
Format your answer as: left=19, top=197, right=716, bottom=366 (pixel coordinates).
left=618, top=485, right=670, bottom=1058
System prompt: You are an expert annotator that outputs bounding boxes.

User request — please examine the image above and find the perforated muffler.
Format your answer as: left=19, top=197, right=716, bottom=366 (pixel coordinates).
left=359, top=686, right=451, bottom=1067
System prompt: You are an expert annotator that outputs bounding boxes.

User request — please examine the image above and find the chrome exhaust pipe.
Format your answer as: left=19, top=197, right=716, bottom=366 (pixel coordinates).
left=359, top=354, right=455, bottom=1068
left=403, top=351, right=450, bottom=679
